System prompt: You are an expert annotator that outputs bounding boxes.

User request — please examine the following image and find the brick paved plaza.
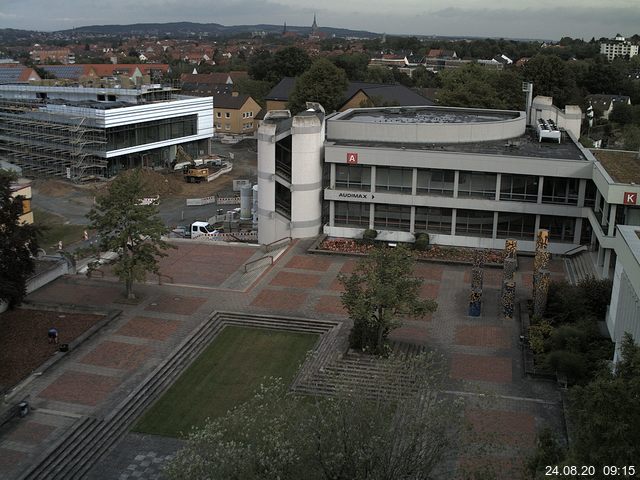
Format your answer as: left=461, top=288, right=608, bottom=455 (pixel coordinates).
left=0, top=240, right=566, bottom=480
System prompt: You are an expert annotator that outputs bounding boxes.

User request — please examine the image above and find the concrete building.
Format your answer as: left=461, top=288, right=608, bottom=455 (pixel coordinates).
left=0, top=84, right=213, bottom=179
left=257, top=102, right=640, bottom=281
left=607, top=225, right=640, bottom=362
left=600, top=34, right=639, bottom=61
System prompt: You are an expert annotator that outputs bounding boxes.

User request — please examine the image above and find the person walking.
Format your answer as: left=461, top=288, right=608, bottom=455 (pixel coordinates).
left=48, top=327, right=59, bottom=344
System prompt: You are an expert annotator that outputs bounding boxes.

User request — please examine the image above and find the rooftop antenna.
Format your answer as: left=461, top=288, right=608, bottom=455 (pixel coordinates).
left=522, top=82, right=533, bottom=125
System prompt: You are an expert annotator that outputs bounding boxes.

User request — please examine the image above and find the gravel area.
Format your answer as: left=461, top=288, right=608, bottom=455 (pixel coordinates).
left=0, top=308, right=104, bottom=393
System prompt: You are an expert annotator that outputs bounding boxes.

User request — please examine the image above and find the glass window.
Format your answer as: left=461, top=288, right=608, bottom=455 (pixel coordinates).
left=500, top=174, right=539, bottom=203
left=216, top=112, right=221, bottom=118
left=416, top=169, right=455, bottom=196
left=584, top=180, right=597, bottom=208
left=455, top=209, right=494, bottom=237
left=457, top=171, right=497, bottom=199
left=225, top=112, right=230, bottom=118
left=542, top=177, right=579, bottom=205
left=539, top=215, right=576, bottom=243
left=334, top=201, right=370, bottom=227
left=335, top=165, right=371, bottom=191
left=106, top=115, right=197, bottom=150
left=374, top=204, right=411, bottom=231
left=496, top=213, right=536, bottom=240
left=415, top=207, right=452, bottom=233
left=375, top=167, right=413, bottom=193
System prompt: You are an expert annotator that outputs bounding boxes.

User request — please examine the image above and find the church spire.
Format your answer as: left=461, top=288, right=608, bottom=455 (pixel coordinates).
left=312, top=13, right=317, bottom=30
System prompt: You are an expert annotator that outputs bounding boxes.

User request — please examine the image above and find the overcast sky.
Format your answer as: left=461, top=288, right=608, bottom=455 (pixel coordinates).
left=1, top=0, right=639, bottom=40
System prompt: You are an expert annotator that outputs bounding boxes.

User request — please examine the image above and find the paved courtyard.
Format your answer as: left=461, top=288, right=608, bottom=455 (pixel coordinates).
left=0, top=239, right=566, bottom=480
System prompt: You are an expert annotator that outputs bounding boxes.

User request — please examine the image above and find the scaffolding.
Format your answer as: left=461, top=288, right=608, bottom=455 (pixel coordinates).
left=0, top=98, right=108, bottom=180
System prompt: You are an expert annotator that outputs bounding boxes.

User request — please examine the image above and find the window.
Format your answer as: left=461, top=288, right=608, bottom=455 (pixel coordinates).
left=416, top=169, right=454, bottom=196
left=539, top=215, right=575, bottom=243
left=500, top=174, right=539, bottom=202
left=415, top=207, right=452, bottom=233
left=106, top=115, right=197, bottom=150
left=374, top=204, right=411, bottom=231
left=375, top=166, right=413, bottom=193
left=248, top=111, right=253, bottom=117
left=216, top=123, right=222, bottom=129
left=216, top=112, right=221, bottom=118
left=457, top=171, right=497, bottom=199
left=455, top=209, right=494, bottom=237
left=496, top=213, right=536, bottom=240
left=542, top=177, right=579, bottom=205
left=225, top=112, right=230, bottom=118
left=584, top=180, right=597, bottom=207
left=335, top=165, right=371, bottom=191
left=334, top=201, right=370, bottom=227
left=225, top=124, right=231, bottom=130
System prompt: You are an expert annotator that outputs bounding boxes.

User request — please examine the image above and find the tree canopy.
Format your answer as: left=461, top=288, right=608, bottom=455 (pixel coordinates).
left=166, top=354, right=463, bottom=480
left=340, top=245, right=437, bottom=355
left=248, top=47, right=311, bottom=83
left=287, top=58, right=349, bottom=114
left=0, top=172, right=39, bottom=308
left=87, top=169, right=172, bottom=299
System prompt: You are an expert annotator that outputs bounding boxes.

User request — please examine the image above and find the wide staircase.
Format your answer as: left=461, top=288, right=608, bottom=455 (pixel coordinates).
left=18, top=312, right=338, bottom=480
left=564, top=250, right=598, bottom=285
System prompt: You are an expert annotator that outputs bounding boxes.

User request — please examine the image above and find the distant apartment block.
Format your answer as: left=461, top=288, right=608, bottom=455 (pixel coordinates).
left=30, top=47, right=75, bottom=64
left=600, top=34, right=639, bottom=61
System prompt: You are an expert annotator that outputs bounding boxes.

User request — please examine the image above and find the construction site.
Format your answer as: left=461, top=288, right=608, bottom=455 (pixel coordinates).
left=0, top=84, right=214, bottom=181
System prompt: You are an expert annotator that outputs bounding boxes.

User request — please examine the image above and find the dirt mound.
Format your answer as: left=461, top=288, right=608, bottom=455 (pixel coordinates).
left=33, top=179, right=78, bottom=197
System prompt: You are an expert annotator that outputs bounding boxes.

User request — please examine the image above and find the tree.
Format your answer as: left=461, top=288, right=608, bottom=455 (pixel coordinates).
left=272, top=46, right=311, bottom=79
left=522, top=55, right=579, bottom=107
left=287, top=58, right=349, bottom=114
left=438, top=64, right=523, bottom=110
left=87, top=169, right=172, bottom=299
left=0, top=172, right=39, bottom=308
left=340, top=245, right=437, bottom=354
left=166, top=354, right=463, bottom=480
left=567, top=333, right=640, bottom=466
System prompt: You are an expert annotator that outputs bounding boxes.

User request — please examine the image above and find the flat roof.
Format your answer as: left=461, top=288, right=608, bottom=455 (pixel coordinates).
left=329, top=128, right=587, bottom=161
left=341, top=107, right=519, bottom=124
left=619, top=225, right=640, bottom=265
left=590, top=149, right=640, bottom=184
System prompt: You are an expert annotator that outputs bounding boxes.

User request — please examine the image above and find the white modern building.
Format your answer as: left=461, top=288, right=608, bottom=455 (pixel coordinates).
left=600, top=34, right=639, bottom=61
left=0, top=84, right=214, bottom=179
left=607, top=225, right=640, bottom=362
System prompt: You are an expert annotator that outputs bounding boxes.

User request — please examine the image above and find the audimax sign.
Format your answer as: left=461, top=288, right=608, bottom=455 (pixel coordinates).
left=337, top=192, right=374, bottom=199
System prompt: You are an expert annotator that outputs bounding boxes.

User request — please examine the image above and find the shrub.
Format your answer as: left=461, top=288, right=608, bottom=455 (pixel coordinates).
left=414, top=233, right=430, bottom=251
left=546, top=350, right=587, bottom=383
left=362, top=228, right=378, bottom=242
left=577, top=276, right=612, bottom=321
left=528, top=318, right=554, bottom=355
left=545, top=280, right=589, bottom=323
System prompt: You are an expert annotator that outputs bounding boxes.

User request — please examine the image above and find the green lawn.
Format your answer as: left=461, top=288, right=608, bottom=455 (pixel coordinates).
left=133, top=326, right=318, bottom=438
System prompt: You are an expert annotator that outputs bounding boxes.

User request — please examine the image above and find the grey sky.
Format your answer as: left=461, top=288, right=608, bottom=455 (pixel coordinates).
left=0, top=0, right=639, bottom=40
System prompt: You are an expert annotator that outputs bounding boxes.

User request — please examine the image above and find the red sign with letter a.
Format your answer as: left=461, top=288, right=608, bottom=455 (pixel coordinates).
left=346, top=152, right=358, bottom=165
left=623, top=192, right=637, bottom=205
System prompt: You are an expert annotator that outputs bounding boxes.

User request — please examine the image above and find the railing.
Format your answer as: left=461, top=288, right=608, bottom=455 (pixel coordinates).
left=563, top=244, right=588, bottom=257
left=263, top=236, right=292, bottom=253
left=243, top=255, right=273, bottom=273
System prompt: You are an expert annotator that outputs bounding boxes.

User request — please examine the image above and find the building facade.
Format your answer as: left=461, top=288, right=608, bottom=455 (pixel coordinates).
left=600, top=35, right=639, bottom=61
left=0, top=85, right=213, bottom=179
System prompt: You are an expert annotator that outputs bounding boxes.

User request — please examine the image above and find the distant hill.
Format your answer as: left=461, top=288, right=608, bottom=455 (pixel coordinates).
left=59, top=21, right=379, bottom=38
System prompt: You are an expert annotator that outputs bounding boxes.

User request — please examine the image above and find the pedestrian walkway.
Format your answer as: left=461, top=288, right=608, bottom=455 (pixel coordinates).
left=0, top=240, right=567, bottom=480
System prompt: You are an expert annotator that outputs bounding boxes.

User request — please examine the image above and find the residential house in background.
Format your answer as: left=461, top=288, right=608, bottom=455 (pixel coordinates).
left=213, top=92, right=261, bottom=136
left=586, top=94, right=631, bottom=120
left=30, top=47, right=75, bottom=64
left=10, top=178, right=34, bottom=225
left=0, top=63, right=41, bottom=84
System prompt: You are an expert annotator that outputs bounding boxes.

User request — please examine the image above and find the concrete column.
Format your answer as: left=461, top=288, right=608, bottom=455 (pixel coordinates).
left=574, top=217, right=583, bottom=244
left=534, top=215, right=541, bottom=239
left=495, top=173, right=501, bottom=201
left=453, top=170, right=460, bottom=198
left=370, top=165, right=376, bottom=193
left=410, top=206, right=416, bottom=234
left=329, top=163, right=336, bottom=189
left=492, top=211, right=499, bottom=239
left=411, top=168, right=417, bottom=196
left=597, top=245, right=605, bottom=268
left=608, top=204, right=617, bottom=236
left=451, top=209, right=457, bottom=236
left=369, top=202, right=375, bottom=229
left=537, top=176, right=544, bottom=204
left=577, top=179, right=586, bottom=208
left=603, top=249, right=612, bottom=278
left=329, top=200, right=335, bottom=227
left=602, top=201, right=610, bottom=227
left=595, top=189, right=601, bottom=212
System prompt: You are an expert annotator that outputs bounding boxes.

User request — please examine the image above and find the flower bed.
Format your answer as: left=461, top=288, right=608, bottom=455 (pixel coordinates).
left=318, top=238, right=504, bottom=265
